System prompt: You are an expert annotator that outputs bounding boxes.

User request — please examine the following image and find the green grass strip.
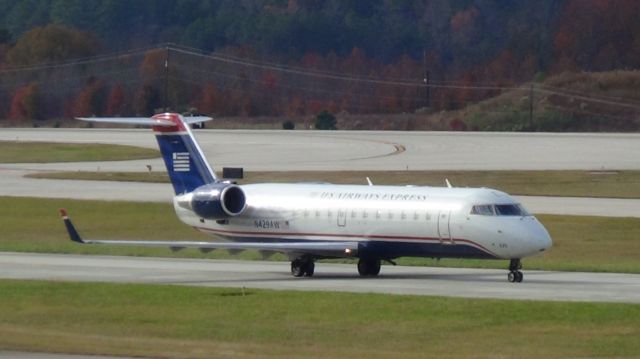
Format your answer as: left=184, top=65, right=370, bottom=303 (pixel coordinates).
left=26, top=170, right=640, bottom=199
left=1, top=197, right=640, bottom=273
left=0, top=141, right=159, bottom=163
left=0, top=279, right=638, bottom=358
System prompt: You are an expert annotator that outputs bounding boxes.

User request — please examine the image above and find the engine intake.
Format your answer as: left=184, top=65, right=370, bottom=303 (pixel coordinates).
left=190, top=183, right=246, bottom=219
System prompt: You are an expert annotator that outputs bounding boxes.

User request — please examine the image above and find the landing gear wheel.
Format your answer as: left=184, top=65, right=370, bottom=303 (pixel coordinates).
left=515, top=270, right=523, bottom=283
left=291, top=258, right=315, bottom=278
left=357, top=259, right=381, bottom=277
left=507, top=259, right=524, bottom=283
left=291, top=259, right=305, bottom=277
left=303, top=261, right=315, bottom=277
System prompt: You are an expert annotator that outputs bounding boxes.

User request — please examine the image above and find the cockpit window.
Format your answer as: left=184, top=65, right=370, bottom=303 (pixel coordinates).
left=494, top=204, right=529, bottom=216
left=470, top=204, right=530, bottom=216
left=470, top=205, right=495, bottom=216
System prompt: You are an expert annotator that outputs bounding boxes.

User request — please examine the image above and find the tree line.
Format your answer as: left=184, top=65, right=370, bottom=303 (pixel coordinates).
left=1, top=0, right=639, bottom=123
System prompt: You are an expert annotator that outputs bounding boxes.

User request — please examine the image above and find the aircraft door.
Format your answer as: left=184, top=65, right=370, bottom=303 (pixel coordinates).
left=438, top=210, right=454, bottom=244
left=337, top=209, right=346, bottom=227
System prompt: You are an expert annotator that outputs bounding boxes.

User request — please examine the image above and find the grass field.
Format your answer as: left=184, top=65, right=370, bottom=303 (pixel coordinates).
left=0, top=141, right=159, bottom=163
left=0, top=280, right=638, bottom=358
left=26, top=169, right=640, bottom=199
left=1, top=196, right=639, bottom=273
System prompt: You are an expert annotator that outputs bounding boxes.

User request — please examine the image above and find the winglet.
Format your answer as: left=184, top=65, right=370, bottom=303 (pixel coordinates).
left=59, top=209, right=85, bottom=244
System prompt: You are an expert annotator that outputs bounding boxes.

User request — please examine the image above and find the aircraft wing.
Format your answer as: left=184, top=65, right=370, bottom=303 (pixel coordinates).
left=59, top=209, right=358, bottom=258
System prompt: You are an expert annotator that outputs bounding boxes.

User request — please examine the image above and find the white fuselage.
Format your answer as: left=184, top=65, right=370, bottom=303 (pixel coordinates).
left=174, top=183, right=552, bottom=261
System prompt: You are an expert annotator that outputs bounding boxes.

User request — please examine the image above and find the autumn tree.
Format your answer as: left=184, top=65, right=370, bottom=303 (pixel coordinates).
left=197, top=83, right=219, bottom=115
left=139, top=49, right=165, bottom=83
left=553, top=0, right=640, bottom=72
left=133, top=85, right=161, bottom=116
left=286, top=96, right=304, bottom=117
left=73, top=78, right=106, bottom=117
left=9, top=83, right=41, bottom=121
left=106, top=84, right=126, bottom=116
left=5, top=24, right=98, bottom=66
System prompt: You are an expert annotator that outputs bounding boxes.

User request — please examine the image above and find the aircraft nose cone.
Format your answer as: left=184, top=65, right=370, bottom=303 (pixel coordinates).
left=534, top=223, right=553, bottom=253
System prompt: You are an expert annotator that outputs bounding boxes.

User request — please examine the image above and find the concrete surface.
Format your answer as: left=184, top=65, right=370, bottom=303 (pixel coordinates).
left=2, top=252, right=640, bottom=304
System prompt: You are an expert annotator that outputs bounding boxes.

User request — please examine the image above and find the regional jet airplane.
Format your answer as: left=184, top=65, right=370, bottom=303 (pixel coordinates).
left=60, top=113, right=552, bottom=282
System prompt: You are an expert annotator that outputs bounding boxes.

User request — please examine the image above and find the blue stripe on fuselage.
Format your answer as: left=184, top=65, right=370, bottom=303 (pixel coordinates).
left=155, top=133, right=215, bottom=194
left=203, top=233, right=496, bottom=260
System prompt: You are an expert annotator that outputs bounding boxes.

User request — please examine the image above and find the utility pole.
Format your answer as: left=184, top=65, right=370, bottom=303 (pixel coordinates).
left=423, top=50, right=430, bottom=108
left=164, top=45, right=170, bottom=112
left=529, top=84, right=534, bottom=130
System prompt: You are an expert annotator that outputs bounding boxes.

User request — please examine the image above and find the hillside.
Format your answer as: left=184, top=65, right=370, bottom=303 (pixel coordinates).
left=448, top=71, right=640, bottom=132
left=202, top=71, right=640, bottom=132
left=0, top=0, right=639, bottom=131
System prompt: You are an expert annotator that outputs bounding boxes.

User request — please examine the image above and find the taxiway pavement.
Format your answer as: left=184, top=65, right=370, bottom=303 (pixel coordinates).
left=2, top=129, right=640, bottom=217
left=2, top=252, right=639, bottom=304
left=2, top=128, right=639, bottom=171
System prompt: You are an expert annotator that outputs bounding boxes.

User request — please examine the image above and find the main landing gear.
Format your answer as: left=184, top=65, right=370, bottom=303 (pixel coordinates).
left=508, top=258, right=523, bottom=283
left=291, top=257, right=383, bottom=278
left=357, top=258, right=381, bottom=277
left=291, top=257, right=315, bottom=277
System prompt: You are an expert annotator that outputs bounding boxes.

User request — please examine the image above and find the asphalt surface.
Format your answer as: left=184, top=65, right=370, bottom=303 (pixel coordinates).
left=2, top=128, right=640, bottom=217
left=2, top=128, right=640, bottom=171
left=2, top=252, right=640, bottom=304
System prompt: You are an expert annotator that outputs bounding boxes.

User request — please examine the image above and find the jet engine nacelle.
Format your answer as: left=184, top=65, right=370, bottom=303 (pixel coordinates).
left=190, top=183, right=246, bottom=220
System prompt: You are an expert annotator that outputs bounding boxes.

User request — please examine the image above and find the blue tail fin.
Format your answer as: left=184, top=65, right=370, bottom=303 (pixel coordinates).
left=76, top=113, right=216, bottom=194
left=151, top=113, right=217, bottom=194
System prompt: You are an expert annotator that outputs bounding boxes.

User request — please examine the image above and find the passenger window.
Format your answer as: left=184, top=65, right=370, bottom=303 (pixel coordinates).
left=471, top=205, right=495, bottom=216
left=363, top=210, right=368, bottom=219
left=351, top=210, right=357, bottom=218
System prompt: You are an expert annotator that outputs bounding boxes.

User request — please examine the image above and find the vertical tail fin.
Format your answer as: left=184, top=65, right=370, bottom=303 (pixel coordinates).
left=77, top=113, right=216, bottom=194
left=151, top=113, right=216, bottom=194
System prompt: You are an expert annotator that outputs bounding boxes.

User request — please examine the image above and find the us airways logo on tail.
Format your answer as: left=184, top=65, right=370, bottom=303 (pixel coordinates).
left=172, top=152, right=190, bottom=172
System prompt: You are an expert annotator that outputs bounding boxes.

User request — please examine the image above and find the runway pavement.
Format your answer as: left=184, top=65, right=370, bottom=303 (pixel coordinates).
left=2, top=252, right=640, bottom=304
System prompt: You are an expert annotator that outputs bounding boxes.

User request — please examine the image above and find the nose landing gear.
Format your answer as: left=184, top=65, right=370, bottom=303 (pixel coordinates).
left=508, top=258, right=523, bottom=283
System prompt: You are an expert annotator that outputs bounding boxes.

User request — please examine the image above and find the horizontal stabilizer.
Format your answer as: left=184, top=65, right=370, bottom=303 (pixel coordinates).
left=76, top=115, right=212, bottom=127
